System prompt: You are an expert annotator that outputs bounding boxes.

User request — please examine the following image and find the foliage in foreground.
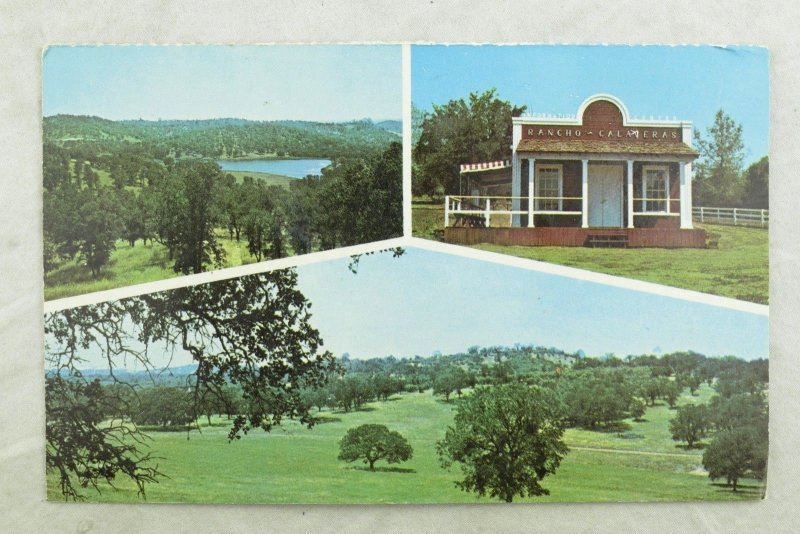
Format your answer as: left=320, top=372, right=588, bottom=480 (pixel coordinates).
left=45, top=377, right=162, bottom=501
left=44, top=269, right=339, bottom=499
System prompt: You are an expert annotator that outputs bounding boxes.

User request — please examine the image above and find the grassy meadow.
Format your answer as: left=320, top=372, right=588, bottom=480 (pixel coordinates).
left=225, top=170, right=297, bottom=188
left=44, top=231, right=270, bottom=301
left=47, top=383, right=764, bottom=504
left=412, top=198, right=769, bottom=304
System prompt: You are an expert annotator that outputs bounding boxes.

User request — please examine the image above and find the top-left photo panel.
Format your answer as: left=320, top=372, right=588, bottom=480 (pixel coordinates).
left=42, top=45, right=403, bottom=301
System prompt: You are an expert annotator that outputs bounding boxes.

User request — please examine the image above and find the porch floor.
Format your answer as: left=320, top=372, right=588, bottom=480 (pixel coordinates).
left=443, top=227, right=708, bottom=248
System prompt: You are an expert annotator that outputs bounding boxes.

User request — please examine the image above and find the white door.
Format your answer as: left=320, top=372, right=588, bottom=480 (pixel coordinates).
left=588, top=165, right=623, bottom=227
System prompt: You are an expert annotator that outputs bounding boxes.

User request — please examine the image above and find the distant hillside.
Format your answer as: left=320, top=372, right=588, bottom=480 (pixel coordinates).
left=375, top=120, right=402, bottom=135
left=43, top=115, right=400, bottom=159
left=47, top=363, right=200, bottom=385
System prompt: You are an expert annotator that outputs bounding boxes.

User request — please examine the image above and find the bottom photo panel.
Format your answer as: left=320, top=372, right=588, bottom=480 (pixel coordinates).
left=44, top=246, right=768, bottom=503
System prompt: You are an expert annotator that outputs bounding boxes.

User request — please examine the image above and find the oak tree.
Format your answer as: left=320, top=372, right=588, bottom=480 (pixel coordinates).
left=437, top=383, right=568, bottom=502
left=337, top=424, right=413, bottom=471
left=669, top=404, right=710, bottom=448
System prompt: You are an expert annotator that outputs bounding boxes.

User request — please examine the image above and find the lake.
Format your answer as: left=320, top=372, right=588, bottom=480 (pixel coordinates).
left=216, top=158, right=332, bottom=178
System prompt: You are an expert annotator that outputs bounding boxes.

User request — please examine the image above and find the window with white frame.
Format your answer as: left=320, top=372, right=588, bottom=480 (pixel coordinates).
left=535, top=164, right=563, bottom=211
left=642, top=165, right=669, bottom=212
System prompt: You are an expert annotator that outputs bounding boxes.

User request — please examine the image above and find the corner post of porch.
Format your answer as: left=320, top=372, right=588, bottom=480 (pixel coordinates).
left=680, top=161, right=693, bottom=229
left=627, top=160, right=634, bottom=228
left=511, top=153, right=521, bottom=227
left=527, top=158, right=535, bottom=227
left=444, top=195, right=450, bottom=228
left=581, top=159, right=589, bottom=228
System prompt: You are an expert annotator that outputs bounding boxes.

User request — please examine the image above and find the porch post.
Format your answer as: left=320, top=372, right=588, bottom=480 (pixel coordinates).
left=527, top=158, right=535, bottom=227
left=581, top=159, right=589, bottom=228
left=511, top=153, right=521, bottom=227
left=627, top=160, right=634, bottom=228
left=680, top=161, right=693, bottom=229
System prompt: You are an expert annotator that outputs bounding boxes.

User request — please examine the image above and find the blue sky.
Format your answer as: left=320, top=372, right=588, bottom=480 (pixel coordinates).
left=59, top=247, right=768, bottom=371
left=296, top=248, right=767, bottom=361
left=412, top=45, right=769, bottom=165
left=43, top=45, right=401, bottom=122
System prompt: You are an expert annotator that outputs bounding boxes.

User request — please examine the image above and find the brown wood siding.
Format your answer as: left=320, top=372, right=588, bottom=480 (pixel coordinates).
left=581, top=100, right=625, bottom=131
left=444, top=227, right=706, bottom=248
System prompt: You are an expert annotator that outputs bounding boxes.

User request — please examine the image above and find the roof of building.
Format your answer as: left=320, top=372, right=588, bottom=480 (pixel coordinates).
left=516, top=138, right=699, bottom=158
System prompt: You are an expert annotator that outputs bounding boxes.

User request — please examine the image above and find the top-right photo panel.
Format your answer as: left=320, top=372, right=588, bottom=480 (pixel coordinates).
left=412, top=45, right=768, bottom=304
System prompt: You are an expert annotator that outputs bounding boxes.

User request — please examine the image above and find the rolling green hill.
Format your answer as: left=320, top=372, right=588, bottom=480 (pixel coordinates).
left=43, top=115, right=400, bottom=159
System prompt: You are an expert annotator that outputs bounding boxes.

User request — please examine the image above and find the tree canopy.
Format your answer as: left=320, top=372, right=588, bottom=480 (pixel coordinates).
left=337, top=424, right=413, bottom=471
left=702, top=427, right=766, bottom=492
left=437, top=383, right=568, bottom=502
left=413, top=89, right=525, bottom=197
left=693, top=109, right=747, bottom=207
left=669, top=404, right=710, bottom=448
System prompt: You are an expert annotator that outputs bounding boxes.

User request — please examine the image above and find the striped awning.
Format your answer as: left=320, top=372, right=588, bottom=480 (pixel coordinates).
left=459, top=160, right=512, bottom=174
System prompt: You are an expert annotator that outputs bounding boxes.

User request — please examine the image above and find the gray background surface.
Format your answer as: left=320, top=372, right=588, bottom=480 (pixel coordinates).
left=1, top=1, right=798, bottom=531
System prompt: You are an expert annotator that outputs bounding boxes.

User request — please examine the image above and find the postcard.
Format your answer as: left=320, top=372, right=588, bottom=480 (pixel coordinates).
left=43, top=44, right=768, bottom=504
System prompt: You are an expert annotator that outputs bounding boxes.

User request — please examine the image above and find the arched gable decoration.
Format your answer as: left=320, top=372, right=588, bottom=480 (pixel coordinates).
left=576, top=94, right=631, bottom=126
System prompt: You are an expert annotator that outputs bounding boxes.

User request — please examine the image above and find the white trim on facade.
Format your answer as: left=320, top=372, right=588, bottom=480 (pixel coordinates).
left=511, top=152, right=521, bottom=227
left=627, top=160, right=634, bottom=228
left=680, top=162, right=694, bottom=229
left=527, top=158, right=535, bottom=227
left=512, top=93, right=693, bottom=130
left=581, top=159, right=589, bottom=228
left=514, top=152, right=695, bottom=163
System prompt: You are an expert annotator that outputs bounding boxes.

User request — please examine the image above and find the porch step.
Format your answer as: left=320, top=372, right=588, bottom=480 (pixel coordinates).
left=585, top=233, right=629, bottom=248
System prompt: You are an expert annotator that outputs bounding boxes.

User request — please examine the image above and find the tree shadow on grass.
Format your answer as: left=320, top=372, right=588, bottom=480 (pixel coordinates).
left=137, top=425, right=193, bottom=433
left=675, top=443, right=708, bottom=451
left=345, top=466, right=417, bottom=474
left=710, top=482, right=765, bottom=496
left=198, top=420, right=235, bottom=428
left=331, top=406, right=377, bottom=415
left=310, top=415, right=342, bottom=425
left=434, top=397, right=463, bottom=405
left=46, top=261, right=116, bottom=286
left=585, top=421, right=632, bottom=433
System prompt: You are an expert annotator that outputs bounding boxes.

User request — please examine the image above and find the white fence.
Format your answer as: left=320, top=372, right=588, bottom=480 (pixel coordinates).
left=693, top=206, right=769, bottom=228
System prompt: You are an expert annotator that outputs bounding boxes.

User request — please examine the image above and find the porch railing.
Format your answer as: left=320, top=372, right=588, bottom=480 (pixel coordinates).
left=631, top=197, right=680, bottom=217
left=692, top=206, right=769, bottom=228
left=444, top=195, right=582, bottom=228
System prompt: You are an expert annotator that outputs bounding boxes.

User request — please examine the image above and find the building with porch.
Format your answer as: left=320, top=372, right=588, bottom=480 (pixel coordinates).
left=444, top=94, right=707, bottom=248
